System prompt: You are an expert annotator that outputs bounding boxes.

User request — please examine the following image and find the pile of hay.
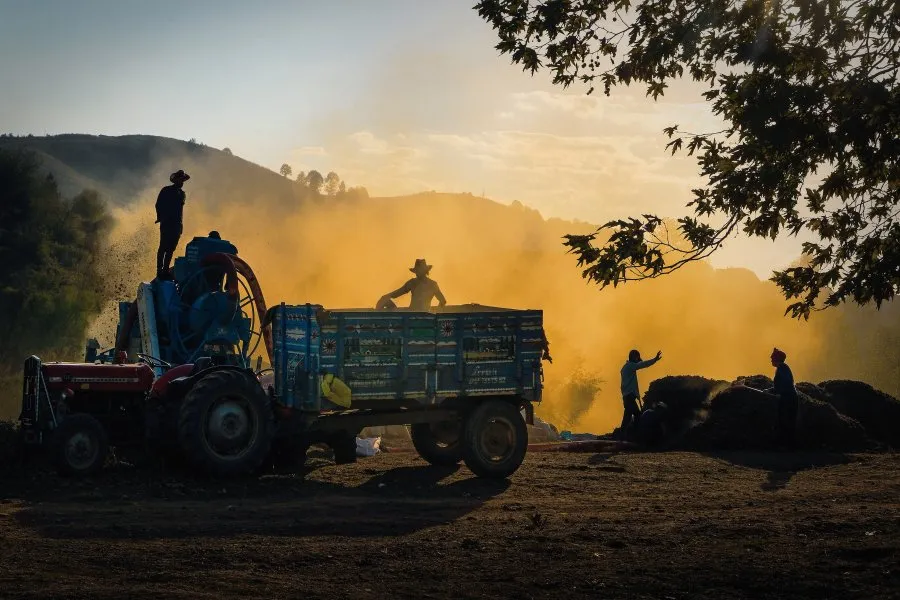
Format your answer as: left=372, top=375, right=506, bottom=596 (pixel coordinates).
left=681, top=386, right=873, bottom=452
left=638, top=374, right=895, bottom=452
left=733, top=374, right=774, bottom=390
left=642, top=376, right=730, bottom=440
left=818, top=380, right=900, bottom=449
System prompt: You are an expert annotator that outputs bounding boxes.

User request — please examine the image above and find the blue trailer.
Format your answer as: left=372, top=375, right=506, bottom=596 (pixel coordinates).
left=267, top=303, right=550, bottom=478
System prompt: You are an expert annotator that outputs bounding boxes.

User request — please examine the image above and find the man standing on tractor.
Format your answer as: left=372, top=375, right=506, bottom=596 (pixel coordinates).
left=619, top=348, right=662, bottom=437
left=155, top=169, right=190, bottom=279
left=377, top=258, right=447, bottom=311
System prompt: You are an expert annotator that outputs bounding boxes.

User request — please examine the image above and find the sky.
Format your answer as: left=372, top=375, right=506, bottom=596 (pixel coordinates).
left=0, top=0, right=807, bottom=277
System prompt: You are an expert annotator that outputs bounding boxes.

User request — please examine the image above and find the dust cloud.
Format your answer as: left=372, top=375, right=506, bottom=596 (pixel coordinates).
left=88, top=160, right=897, bottom=435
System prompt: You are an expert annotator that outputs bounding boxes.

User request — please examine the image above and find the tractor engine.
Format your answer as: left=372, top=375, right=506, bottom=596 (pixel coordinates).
left=107, top=233, right=269, bottom=371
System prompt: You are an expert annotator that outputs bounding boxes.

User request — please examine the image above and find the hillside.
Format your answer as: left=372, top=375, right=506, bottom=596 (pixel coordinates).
left=1, top=134, right=898, bottom=431
left=0, top=134, right=299, bottom=208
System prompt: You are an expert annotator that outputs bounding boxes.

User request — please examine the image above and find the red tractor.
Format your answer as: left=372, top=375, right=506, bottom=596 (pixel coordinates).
left=20, top=354, right=286, bottom=477
left=18, top=233, right=290, bottom=477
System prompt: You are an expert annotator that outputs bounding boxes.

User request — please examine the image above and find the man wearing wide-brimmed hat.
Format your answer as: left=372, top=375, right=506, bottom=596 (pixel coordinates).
left=155, top=169, right=190, bottom=279
left=376, top=258, right=447, bottom=311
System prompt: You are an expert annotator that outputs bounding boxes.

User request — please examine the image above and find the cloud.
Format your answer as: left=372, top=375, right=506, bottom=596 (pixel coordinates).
left=294, top=146, right=329, bottom=156
left=316, top=125, right=703, bottom=222
left=510, top=90, right=605, bottom=119
left=288, top=86, right=736, bottom=259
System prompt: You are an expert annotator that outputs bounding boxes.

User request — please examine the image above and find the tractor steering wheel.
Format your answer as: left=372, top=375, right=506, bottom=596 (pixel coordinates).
left=137, top=353, right=172, bottom=370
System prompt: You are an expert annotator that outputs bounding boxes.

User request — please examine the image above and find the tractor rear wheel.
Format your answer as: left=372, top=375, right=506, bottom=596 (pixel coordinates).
left=461, top=400, right=528, bottom=479
left=178, top=369, right=274, bottom=477
left=51, top=413, right=109, bottom=477
left=411, top=420, right=463, bottom=466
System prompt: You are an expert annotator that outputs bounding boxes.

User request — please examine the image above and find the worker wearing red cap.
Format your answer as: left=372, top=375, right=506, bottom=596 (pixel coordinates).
left=771, top=347, right=799, bottom=448
left=155, top=169, right=190, bottom=279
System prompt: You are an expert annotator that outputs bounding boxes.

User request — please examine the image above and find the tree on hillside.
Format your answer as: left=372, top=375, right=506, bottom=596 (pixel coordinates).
left=279, top=163, right=293, bottom=178
left=324, top=171, right=342, bottom=196
left=476, top=0, right=900, bottom=318
left=0, top=149, right=114, bottom=366
left=296, top=171, right=307, bottom=185
left=222, top=147, right=233, bottom=156
left=306, top=169, right=324, bottom=194
left=345, top=185, right=369, bottom=200
left=339, top=181, right=347, bottom=195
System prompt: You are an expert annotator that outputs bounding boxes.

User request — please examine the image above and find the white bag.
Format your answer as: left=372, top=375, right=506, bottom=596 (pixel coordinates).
left=355, top=436, right=382, bottom=457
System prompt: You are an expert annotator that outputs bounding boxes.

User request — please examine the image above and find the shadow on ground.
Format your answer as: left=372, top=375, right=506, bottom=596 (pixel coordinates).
left=3, top=459, right=509, bottom=541
left=704, top=451, right=854, bottom=491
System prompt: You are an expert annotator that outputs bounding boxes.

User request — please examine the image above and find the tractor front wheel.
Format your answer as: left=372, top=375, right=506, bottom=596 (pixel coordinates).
left=51, top=413, right=109, bottom=477
left=461, top=400, right=528, bottom=479
left=178, top=370, right=275, bottom=477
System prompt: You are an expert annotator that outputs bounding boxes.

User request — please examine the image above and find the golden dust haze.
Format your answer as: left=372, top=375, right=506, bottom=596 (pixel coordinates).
left=89, top=155, right=897, bottom=434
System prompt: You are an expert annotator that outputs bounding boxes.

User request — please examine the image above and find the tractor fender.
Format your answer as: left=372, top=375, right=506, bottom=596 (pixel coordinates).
left=159, top=365, right=261, bottom=404
left=149, top=364, right=195, bottom=398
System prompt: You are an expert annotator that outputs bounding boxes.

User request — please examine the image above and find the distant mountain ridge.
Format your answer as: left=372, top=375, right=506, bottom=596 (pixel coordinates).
left=0, top=134, right=294, bottom=206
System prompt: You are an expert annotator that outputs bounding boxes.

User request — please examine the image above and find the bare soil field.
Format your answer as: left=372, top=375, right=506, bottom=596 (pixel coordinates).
left=1, top=451, right=898, bottom=600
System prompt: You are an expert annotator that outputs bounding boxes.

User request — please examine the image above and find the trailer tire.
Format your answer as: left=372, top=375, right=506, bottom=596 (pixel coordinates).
left=462, top=400, right=528, bottom=479
left=178, top=370, right=275, bottom=477
left=51, top=413, right=109, bottom=477
left=411, top=421, right=463, bottom=466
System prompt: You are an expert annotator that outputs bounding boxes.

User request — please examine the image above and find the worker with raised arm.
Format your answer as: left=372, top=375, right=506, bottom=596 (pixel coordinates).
left=155, top=169, right=190, bottom=279
left=376, top=258, right=447, bottom=311
left=619, top=349, right=663, bottom=435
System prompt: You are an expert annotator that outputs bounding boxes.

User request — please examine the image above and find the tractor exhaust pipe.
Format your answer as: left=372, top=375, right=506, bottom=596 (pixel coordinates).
left=114, top=301, right=138, bottom=359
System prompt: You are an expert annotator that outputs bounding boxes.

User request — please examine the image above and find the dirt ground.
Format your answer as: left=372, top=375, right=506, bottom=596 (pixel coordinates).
left=1, top=450, right=898, bottom=600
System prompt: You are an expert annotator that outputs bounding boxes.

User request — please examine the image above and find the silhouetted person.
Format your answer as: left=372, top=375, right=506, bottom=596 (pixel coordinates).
left=619, top=349, right=662, bottom=437
left=205, top=231, right=226, bottom=291
left=155, top=169, right=190, bottom=279
left=377, top=259, right=446, bottom=311
left=771, top=347, right=799, bottom=448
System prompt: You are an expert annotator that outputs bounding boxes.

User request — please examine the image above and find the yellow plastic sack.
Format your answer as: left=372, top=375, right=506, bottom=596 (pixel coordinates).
left=320, top=373, right=352, bottom=408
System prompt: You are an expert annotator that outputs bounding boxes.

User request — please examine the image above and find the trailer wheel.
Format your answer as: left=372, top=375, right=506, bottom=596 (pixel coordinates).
left=411, top=420, right=463, bottom=466
left=178, top=370, right=275, bottom=477
left=462, top=400, right=528, bottom=479
left=51, top=414, right=109, bottom=477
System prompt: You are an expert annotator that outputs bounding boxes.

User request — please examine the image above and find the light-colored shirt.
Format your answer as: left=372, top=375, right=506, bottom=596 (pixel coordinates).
left=620, top=356, right=660, bottom=398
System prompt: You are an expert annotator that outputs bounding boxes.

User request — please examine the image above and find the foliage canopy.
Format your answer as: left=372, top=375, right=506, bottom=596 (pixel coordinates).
left=476, top=0, right=900, bottom=317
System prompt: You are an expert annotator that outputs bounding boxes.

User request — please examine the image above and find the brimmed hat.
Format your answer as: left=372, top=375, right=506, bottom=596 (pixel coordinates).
left=170, top=169, right=190, bottom=183
left=409, top=258, right=432, bottom=275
